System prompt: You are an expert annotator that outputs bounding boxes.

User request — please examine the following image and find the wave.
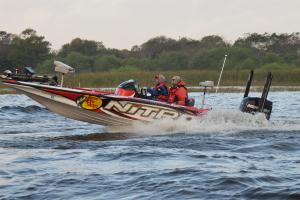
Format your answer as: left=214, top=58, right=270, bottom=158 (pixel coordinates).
left=106, top=109, right=300, bottom=136
left=52, top=132, right=134, bottom=141
left=0, top=105, right=47, bottom=113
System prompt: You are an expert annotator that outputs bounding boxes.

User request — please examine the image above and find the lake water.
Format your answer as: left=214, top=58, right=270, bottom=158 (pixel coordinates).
left=0, top=92, right=300, bottom=199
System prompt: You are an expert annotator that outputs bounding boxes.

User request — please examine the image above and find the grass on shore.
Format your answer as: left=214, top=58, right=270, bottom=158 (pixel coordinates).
left=1, top=69, right=300, bottom=91
left=62, top=69, right=300, bottom=88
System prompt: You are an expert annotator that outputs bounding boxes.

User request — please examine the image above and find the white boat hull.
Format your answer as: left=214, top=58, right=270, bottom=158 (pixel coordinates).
left=2, top=80, right=208, bottom=127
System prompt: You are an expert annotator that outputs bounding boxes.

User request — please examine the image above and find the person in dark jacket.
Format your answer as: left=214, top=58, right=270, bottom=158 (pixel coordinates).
left=147, top=74, right=169, bottom=102
left=168, top=76, right=188, bottom=106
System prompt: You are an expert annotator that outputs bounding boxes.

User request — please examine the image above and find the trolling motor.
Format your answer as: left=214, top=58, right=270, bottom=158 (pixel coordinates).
left=239, top=70, right=273, bottom=120
left=199, top=81, right=214, bottom=108
left=54, top=61, right=75, bottom=86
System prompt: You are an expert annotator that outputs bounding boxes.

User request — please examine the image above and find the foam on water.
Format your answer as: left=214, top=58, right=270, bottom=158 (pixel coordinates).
left=119, top=109, right=300, bottom=136
left=2, top=93, right=299, bottom=138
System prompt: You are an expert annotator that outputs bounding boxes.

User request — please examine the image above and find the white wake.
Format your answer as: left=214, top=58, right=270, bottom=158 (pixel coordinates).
left=107, top=109, right=300, bottom=136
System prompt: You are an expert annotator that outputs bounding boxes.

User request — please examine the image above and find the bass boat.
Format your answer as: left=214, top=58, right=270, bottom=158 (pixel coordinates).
left=0, top=61, right=273, bottom=127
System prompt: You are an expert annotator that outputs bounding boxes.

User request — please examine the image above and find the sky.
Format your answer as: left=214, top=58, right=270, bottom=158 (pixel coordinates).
left=1, top=0, right=299, bottom=50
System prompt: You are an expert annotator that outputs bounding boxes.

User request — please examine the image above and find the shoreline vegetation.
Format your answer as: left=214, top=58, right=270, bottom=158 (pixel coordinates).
left=1, top=69, right=300, bottom=94
left=1, top=30, right=300, bottom=75
left=1, top=29, right=300, bottom=94
left=64, top=69, right=300, bottom=87
left=2, top=86, right=300, bottom=95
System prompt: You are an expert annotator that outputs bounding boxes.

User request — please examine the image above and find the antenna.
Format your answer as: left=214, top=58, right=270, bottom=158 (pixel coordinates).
left=215, top=54, right=228, bottom=93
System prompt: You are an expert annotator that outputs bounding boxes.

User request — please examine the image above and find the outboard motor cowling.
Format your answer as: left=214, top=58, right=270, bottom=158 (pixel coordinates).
left=115, top=79, right=139, bottom=97
left=239, top=70, right=273, bottom=120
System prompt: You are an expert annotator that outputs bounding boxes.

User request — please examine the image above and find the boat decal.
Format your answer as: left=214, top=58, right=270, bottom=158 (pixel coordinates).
left=76, top=95, right=103, bottom=110
left=42, top=88, right=83, bottom=100
left=104, top=100, right=180, bottom=119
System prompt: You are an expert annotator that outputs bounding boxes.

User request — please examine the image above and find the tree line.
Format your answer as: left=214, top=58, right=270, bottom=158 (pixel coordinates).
left=1, top=28, right=300, bottom=73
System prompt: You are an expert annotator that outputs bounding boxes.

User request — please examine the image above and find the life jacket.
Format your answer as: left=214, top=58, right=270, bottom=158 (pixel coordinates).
left=155, top=82, right=169, bottom=102
left=168, top=81, right=188, bottom=106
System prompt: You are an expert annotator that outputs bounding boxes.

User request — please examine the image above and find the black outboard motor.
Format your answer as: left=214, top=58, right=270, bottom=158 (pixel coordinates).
left=239, top=70, right=273, bottom=120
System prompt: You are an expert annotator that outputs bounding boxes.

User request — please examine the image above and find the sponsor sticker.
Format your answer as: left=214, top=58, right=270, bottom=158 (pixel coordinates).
left=77, top=95, right=102, bottom=110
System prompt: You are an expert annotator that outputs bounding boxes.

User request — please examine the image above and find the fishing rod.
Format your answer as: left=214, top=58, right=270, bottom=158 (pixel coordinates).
left=215, top=54, right=228, bottom=93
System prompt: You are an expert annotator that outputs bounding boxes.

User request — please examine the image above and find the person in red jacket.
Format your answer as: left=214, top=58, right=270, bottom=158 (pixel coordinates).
left=168, top=76, right=188, bottom=106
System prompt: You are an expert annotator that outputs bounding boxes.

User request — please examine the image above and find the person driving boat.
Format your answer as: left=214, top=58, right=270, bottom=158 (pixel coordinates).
left=147, top=74, right=169, bottom=102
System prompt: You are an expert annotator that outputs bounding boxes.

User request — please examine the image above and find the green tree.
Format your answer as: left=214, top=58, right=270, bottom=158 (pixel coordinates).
left=177, top=37, right=201, bottom=49
left=121, top=58, right=144, bottom=69
left=262, top=52, right=283, bottom=64
left=0, top=31, right=15, bottom=70
left=59, top=38, right=105, bottom=57
left=189, top=48, right=227, bottom=69
left=226, top=47, right=259, bottom=68
left=36, top=58, right=55, bottom=73
left=93, top=55, right=121, bottom=71
left=7, top=29, right=51, bottom=68
left=140, top=36, right=178, bottom=59
left=65, top=52, right=93, bottom=72
left=156, top=51, right=189, bottom=70
left=200, top=35, right=228, bottom=49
